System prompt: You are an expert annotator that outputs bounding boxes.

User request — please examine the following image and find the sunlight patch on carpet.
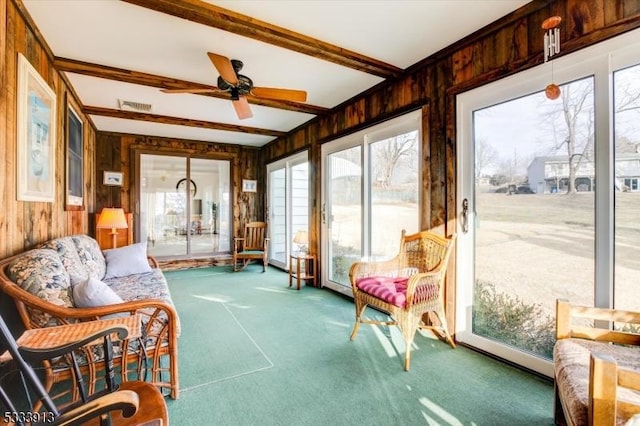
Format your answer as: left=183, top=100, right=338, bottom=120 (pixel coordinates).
left=192, top=294, right=232, bottom=303
left=420, top=397, right=465, bottom=426
left=178, top=301, right=273, bottom=392
left=254, top=286, right=290, bottom=294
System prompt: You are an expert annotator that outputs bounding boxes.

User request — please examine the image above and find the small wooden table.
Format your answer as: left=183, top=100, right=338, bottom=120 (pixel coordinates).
left=289, top=253, right=316, bottom=290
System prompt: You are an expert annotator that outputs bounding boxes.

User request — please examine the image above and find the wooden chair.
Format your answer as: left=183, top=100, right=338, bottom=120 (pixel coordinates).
left=233, top=221, right=269, bottom=272
left=0, top=314, right=168, bottom=426
left=349, top=230, right=456, bottom=371
left=554, top=300, right=640, bottom=426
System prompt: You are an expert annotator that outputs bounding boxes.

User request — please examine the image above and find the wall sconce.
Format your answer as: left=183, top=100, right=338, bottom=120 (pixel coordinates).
left=293, top=230, right=309, bottom=255
left=542, top=16, right=562, bottom=100
left=97, top=207, right=128, bottom=249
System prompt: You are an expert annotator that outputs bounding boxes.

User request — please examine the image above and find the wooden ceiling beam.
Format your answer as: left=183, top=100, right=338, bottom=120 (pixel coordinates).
left=83, top=106, right=287, bottom=138
left=54, top=57, right=329, bottom=116
left=121, top=0, right=403, bottom=79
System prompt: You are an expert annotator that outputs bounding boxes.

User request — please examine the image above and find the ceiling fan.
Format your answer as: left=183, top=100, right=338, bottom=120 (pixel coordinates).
left=161, top=52, right=307, bottom=120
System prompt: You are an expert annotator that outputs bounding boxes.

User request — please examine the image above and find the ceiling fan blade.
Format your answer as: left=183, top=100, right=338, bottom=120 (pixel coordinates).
left=207, top=52, right=238, bottom=85
left=251, top=87, right=307, bottom=102
left=232, top=96, right=253, bottom=120
left=161, top=88, right=220, bottom=94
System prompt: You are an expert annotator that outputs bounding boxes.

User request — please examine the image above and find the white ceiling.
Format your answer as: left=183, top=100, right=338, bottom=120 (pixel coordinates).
left=22, top=0, right=529, bottom=147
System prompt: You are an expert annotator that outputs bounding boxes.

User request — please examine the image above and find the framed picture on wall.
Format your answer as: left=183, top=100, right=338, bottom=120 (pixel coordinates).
left=242, top=179, right=257, bottom=192
left=104, top=171, right=123, bottom=186
left=16, top=53, right=57, bottom=202
left=65, top=103, right=84, bottom=210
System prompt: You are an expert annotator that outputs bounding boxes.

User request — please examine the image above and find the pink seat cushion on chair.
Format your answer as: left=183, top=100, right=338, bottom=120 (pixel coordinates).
left=356, top=276, right=409, bottom=307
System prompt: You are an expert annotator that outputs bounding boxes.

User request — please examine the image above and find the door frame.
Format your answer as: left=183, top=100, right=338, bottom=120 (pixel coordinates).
left=455, top=29, right=640, bottom=377
left=266, top=150, right=309, bottom=269
left=320, top=109, right=422, bottom=295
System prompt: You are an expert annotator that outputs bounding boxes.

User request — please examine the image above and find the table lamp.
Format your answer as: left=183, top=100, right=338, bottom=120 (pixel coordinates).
left=293, top=230, right=309, bottom=255
left=97, top=207, right=128, bottom=249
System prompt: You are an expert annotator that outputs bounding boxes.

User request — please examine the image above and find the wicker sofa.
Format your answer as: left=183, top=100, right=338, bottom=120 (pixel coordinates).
left=554, top=299, right=640, bottom=426
left=0, top=234, right=180, bottom=401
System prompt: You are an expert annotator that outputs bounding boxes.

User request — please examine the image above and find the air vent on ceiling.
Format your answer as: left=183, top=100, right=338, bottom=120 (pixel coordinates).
left=118, top=99, right=152, bottom=113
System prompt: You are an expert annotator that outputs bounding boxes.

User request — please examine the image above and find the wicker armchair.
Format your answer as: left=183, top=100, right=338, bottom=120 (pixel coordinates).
left=233, top=221, right=269, bottom=272
left=349, top=230, right=456, bottom=371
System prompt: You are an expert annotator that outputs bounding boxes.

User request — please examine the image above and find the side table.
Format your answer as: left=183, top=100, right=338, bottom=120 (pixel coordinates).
left=289, top=253, right=316, bottom=290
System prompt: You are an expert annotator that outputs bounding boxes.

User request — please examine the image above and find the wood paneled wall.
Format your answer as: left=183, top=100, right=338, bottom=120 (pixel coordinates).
left=261, top=0, right=640, bottom=329
left=94, top=132, right=263, bottom=239
left=1, top=0, right=96, bottom=258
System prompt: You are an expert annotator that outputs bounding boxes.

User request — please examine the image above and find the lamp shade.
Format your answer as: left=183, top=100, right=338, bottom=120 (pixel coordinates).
left=293, top=230, right=308, bottom=245
left=97, top=208, right=128, bottom=229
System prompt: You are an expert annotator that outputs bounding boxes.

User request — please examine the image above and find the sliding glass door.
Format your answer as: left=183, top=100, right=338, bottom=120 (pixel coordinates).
left=267, top=152, right=309, bottom=269
left=139, top=153, right=231, bottom=259
left=321, top=111, right=421, bottom=295
left=456, top=29, right=640, bottom=376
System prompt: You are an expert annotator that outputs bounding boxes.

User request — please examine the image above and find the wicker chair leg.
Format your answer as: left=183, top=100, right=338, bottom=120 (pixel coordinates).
left=431, top=304, right=456, bottom=349
left=350, top=302, right=367, bottom=340
left=404, top=340, right=412, bottom=371
left=402, top=314, right=421, bottom=371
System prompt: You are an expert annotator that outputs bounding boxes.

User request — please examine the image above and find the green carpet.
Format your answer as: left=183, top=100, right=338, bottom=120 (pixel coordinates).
left=164, top=266, right=554, bottom=425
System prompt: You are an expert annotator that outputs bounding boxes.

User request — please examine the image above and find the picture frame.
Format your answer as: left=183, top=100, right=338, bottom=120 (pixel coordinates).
left=242, top=179, right=257, bottom=193
left=16, top=53, right=57, bottom=202
left=65, top=103, right=84, bottom=210
left=103, top=171, right=123, bottom=186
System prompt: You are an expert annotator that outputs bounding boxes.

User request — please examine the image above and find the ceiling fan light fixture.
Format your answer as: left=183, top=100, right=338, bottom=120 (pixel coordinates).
left=230, top=59, right=244, bottom=73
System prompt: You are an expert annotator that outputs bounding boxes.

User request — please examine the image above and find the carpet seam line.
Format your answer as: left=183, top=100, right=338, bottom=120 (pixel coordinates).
left=222, top=302, right=275, bottom=368
left=180, top=365, right=273, bottom=392
left=179, top=301, right=274, bottom=392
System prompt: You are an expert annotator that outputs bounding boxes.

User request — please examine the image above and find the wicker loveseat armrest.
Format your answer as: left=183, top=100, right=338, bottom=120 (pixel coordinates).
left=147, top=255, right=159, bottom=269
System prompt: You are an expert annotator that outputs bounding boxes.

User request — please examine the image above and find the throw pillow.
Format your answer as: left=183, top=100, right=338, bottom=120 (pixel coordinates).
left=73, top=276, right=124, bottom=308
left=103, top=242, right=152, bottom=279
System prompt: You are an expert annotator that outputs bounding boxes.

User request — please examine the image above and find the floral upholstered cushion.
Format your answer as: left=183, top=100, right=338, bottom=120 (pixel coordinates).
left=104, top=268, right=180, bottom=335
left=6, top=249, right=74, bottom=326
left=356, top=276, right=409, bottom=307
left=40, top=237, right=88, bottom=283
left=71, top=235, right=107, bottom=279
left=104, top=268, right=173, bottom=306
